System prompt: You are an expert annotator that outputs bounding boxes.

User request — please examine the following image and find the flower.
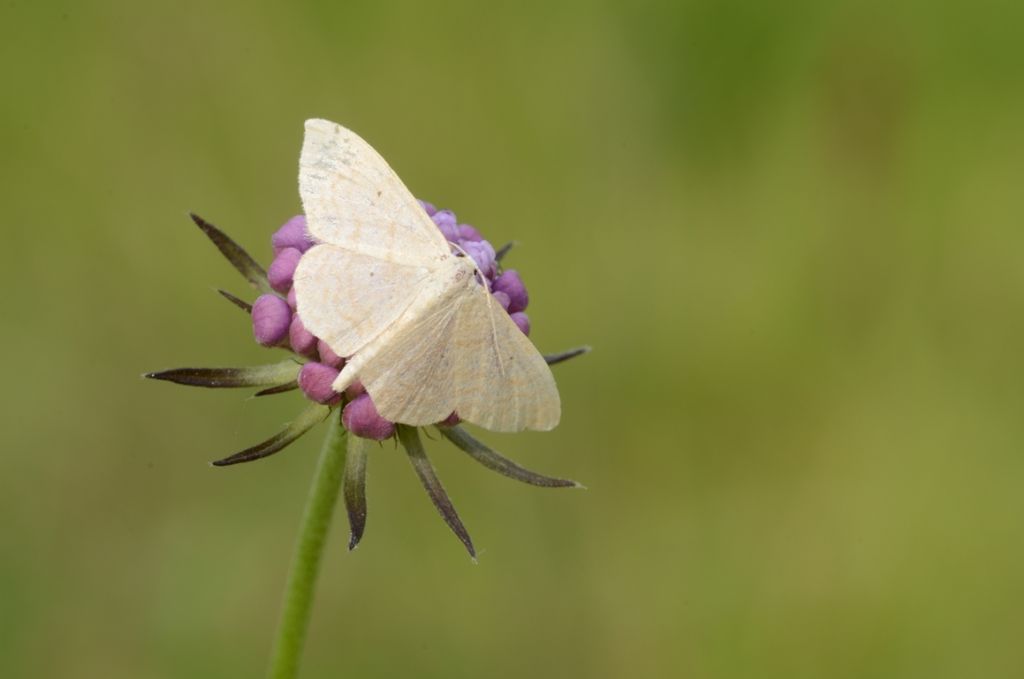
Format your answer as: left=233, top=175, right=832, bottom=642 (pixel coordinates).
left=147, top=207, right=589, bottom=557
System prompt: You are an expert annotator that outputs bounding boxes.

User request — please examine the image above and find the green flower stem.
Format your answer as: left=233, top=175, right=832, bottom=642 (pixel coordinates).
left=268, top=410, right=354, bottom=679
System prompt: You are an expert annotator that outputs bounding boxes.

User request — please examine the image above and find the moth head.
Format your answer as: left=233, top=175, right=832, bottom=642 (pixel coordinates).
left=450, top=241, right=490, bottom=289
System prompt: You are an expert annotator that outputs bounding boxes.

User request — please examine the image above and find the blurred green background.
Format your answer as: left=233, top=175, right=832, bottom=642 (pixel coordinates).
left=3, top=0, right=1024, bottom=677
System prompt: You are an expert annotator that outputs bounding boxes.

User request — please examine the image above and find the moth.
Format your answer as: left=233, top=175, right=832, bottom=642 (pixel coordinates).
left=293, top=119, right=560, bottom=432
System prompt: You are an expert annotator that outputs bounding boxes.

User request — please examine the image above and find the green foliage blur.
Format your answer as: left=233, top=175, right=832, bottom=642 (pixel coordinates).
left=3, top=1, right=1023, bottom=677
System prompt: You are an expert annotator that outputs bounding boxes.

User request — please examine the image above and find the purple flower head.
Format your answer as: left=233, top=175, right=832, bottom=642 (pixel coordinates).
left=252, top=294, right=292, bottom=346
left=150, top=205, right=586, bottom=560
left=272, top=215, right=313, bottom=254
left=342, top=393, right=395, bottom=441
left=298, top=362, right=342, bottom=405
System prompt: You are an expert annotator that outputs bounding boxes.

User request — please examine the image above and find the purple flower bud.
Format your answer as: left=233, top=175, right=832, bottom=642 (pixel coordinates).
left=287, top=287, right=297, bottom=309
left=492, top=290, right=511, bottom=311
left=432, top=209, right=456, bottom=227
left=272, top=215, right=312, bottom=254
left=317, top=339, right=345, bottom=369
left=458, top=224, right=483, bottom=242
left=440, top=411, right=461, bottom=426
left=343, top=393, right=396, bottom=440
left=432, top=210, right=460, bottom=242
left=418, top=199, right=437, bottom=216
left=298, top=362, right=341, bottom=405
left=289, top=314, right=317, bottom=356
left=268, top=247, right=302, bottom=293
left=252, top=294, right=292, bottom=346
left=493, top=269, right=528, bottom=313
left=462, top=240, right=496, bottom=280
left=510, top=311, right=530, bottom=336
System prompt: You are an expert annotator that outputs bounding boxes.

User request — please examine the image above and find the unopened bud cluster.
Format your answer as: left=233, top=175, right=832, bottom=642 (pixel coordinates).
left=251, top=203, right=532, bottom=439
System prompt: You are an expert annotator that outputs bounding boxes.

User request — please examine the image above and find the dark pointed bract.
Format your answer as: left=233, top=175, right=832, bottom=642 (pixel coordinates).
left=217, top=289, right=253, bottom=313
left=343, top=435, right=369, bottom=550
left=439, top=425, right=580, bottom=488
left=254, top=381, right=299, bottom=397
left=145, top=360, right=301, bottom=389
left=494, top=241, right=515, bottom=262
left=212, top=403, right=330, bottom=466
left=544, top=345, right=592, bottom=366
left=190, top=212, right=273, bottom=294
left=397, top=425, right=476, bottom=559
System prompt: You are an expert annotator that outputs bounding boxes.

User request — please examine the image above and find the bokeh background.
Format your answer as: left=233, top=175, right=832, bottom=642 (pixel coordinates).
left=3, top=1, right=1024, bottom=677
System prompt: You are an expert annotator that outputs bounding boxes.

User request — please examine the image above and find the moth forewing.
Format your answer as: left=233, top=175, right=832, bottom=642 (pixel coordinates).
left=299, top=119, right=450, bottom=263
